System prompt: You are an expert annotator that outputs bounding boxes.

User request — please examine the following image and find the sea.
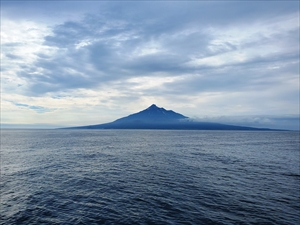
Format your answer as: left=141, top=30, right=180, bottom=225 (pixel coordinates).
left=0, top=129, right=299, bottom=225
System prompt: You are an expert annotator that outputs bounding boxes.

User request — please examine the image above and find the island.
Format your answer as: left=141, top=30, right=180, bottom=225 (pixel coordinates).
left=62, top=104, right=277, bottom=130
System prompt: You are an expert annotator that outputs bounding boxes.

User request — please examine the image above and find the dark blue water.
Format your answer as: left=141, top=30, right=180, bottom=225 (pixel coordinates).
left=1, top=130, right=299, bottom=225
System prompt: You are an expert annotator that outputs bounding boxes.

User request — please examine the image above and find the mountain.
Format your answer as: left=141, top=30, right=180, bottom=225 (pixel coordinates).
left=113, top=104, right=188, bottom=123
left=63, top=104, right=277, bottom=130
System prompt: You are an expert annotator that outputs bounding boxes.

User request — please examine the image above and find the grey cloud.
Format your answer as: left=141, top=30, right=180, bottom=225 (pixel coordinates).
left=123, top=53, right=191, bottom=75
left=18, top=49, right=98, bottom=95
left=1, top=1, right=104, bottom=23
left=194, top=115, right=300, bottom=131
left=143, top=55, right=299, bottom=98
left=3, top=1, right=298, bottom=29
left=9, top=1, right=298, bottom=98
left=87, top=42, right=117, bottom=72
left=44, top=20, right=97, bottom=47
left=5, top=53, right=22, bottom=60
left=103, top=1, right=298, bottom=29
left=2, top=42, right=23, bottom=47
left=12, top=102, right=55, bottom=113
left=44, top=24, right=83, bottom=47
left=19, top=65, right=98, bottom=96
left=36, top=53, right=52, bottom=59
left=20, top=16, right=196, bottom=94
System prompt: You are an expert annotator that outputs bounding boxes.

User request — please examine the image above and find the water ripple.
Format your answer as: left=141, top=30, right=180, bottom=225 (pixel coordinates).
left=1, top=130, right=299, bottom=225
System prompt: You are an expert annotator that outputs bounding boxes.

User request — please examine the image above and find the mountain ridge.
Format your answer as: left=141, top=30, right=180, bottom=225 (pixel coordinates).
left=62, top=104, right=280, bottom=130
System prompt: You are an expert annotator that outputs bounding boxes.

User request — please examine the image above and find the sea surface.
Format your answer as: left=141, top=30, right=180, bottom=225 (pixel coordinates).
left=0, top=129, right=299, bottom=225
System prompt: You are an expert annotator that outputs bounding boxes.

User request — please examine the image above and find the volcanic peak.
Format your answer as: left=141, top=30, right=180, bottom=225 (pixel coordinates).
left=113, top=104, right=188, bottom=124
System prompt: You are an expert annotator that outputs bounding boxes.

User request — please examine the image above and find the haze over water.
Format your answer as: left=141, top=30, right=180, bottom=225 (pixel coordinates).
left=1, top=130, right=299, bottom=225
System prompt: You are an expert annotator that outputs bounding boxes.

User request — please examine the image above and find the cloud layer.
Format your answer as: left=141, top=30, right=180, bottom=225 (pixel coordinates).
left=1, top=1, right=299, bottom=129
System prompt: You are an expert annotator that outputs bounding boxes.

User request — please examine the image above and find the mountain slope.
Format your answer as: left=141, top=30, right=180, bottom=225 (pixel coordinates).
left=63, top=104, right=276, bottom=130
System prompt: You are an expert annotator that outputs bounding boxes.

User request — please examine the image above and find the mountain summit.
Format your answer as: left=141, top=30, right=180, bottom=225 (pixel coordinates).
left=63, top=104, right=275, bottom=130
left=113, top=104, right=188, bottom=124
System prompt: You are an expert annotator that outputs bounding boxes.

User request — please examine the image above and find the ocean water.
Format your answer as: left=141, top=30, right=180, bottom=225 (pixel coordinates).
left=0, top=129, right=299, bottom=225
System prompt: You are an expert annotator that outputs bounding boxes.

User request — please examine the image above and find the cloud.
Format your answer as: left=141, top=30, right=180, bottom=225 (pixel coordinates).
left=191, top=115, right=300, bottom=131
left=14, top=4, right=297, bottom=96
left=5, top=53, right=22, bottom=60
left=1, top=1, right=299, bottom=128
left=12, top=102, right=56, bottom=114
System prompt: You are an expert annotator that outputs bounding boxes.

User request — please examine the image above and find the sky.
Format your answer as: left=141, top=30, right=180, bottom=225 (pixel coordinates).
left=1, top=0, right=299, bottom=130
